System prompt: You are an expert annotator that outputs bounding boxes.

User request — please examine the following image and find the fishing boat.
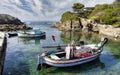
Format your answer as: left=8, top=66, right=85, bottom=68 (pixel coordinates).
left=7, top=31, right=18, bottom=37
left=18, top=28, right=45, bottom=38
left=38, top=38, right=108, bottom=68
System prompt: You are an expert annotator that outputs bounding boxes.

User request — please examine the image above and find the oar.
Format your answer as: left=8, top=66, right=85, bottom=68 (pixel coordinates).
left=37, top=55, right=42, bottom=71
left=42, top=43, right=82, bottom=48
left=42, top=44, right=67, bottom=48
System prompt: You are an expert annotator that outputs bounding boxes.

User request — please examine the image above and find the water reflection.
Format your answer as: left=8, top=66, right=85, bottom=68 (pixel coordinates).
left=18, top=36, right=46, bottom=45
left=61, top=31, right=101, bottom=44
left=2, top=50, right=30, bottom=75
left=106, top=38, right=120, bottom=59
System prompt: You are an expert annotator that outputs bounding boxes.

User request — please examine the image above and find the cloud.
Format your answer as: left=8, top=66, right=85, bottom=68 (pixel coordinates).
left=0, top=0, right=115, bottom=21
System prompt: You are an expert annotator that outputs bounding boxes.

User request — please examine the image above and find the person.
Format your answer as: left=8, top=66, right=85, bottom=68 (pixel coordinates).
left=77, top=41, right=84, bottom=46
left=65, top=44, right=71, bottom=59
left=70, top=45, right=76, bottom=59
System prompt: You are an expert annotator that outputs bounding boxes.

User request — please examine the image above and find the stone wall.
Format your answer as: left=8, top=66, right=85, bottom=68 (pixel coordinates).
left=0, top=32, right=7, bottom=75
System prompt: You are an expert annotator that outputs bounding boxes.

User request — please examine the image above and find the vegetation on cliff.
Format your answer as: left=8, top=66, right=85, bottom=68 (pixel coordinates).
left=89, top=2, right=120, bottom=27
left=60, top=2, right=120, bottom=27
left=72, top=3, right=84, bottom=13
left=60, top=11, right=78, bottom=22
left=60, top=3, right=92, bottom=22
left=60, top=3, right=85, bottom=22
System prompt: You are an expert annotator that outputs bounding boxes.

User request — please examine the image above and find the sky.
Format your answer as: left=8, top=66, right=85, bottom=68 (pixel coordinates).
left=0, top=0, right=115, bottom=21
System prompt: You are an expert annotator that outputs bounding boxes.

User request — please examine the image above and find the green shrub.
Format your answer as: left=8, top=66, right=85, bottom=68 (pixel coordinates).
left=60, top=2, right=120, bottom=28
left=60, top=11, right=78, bottom=22
left=113, top=22, right=120, bottom=27
left=72, top=3, right=84, bottom=13
left=88, top=2, right=120, bottom=27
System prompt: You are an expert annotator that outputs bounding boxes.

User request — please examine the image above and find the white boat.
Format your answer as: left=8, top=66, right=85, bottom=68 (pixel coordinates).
left=18, top=28, right=45, bottom=38
left=38, top=38, right=108, bottom=68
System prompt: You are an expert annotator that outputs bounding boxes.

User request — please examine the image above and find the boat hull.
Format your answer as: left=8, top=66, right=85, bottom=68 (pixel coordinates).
left=8, top=33, right=18, bottom=36
left=43, top=53, right=101, bottom=67
left=18, top=32, right=45, bottom=38
left=8, top=32, right=18, bottom=37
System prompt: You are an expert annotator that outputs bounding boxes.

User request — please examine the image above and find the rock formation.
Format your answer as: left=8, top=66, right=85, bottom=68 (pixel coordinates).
left=0, top=14, right=32, bottom=31
left=51, top=18, right=120, bottom=38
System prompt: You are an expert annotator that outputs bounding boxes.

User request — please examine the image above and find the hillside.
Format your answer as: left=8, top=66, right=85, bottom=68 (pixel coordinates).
left=52, top=2, right=120, bottom=38
left=0, top=14, right=23, bottom=25
left=89, top=2, right=120, bottom=27
left=60, top=2, right=120, bottom=28
left=0, top=14, right=32, bottom=31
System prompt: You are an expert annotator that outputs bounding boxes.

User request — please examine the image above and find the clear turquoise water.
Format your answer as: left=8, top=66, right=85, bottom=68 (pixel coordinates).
left=2, top=21, right=120, bottom=75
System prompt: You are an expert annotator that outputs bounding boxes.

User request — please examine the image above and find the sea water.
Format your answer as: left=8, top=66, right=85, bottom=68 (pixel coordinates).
left=2, top=21, right=120, bottom=75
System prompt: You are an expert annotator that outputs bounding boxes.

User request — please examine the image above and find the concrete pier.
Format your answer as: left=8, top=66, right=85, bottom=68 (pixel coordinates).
left=0, top=32, right=6, bottom=49
left=0, top=32, right=7, bottom=75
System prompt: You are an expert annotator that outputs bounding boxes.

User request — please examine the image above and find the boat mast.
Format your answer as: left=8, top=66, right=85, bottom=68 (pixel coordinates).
left=70, top=19, right=74, bottom=45
left=70, top=19, right=72, bottom=46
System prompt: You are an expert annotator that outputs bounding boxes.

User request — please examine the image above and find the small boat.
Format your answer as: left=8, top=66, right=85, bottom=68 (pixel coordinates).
left=7, top=31, right=18, bottom=37
left=18, top=28, right=45, bottom=38
left=38, top=38, right=108, bottom=68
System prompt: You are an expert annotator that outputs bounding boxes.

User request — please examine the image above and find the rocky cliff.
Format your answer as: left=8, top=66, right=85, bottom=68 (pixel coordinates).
left=52, top=18, right=120, bottom=38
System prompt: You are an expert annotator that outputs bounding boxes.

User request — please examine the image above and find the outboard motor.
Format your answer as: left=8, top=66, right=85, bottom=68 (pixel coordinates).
left=77, top=41, right=84, bottom=46
left=80, top=41, right=84, bottom=45
left=100, top=37, right=108, bottom=47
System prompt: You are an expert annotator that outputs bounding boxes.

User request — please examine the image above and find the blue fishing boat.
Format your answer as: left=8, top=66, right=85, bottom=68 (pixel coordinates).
left=18, top=28, right=45, bottom=38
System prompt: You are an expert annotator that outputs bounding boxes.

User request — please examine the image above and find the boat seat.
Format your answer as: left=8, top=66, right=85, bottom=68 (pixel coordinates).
left=55, top=51, right=65, bottom=55
left=50, top=53, right=60, bottom=60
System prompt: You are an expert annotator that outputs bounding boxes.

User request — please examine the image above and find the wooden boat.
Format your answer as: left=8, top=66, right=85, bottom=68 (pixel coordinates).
left=18, top=28, right=45, bottom=38
left=38, top=38, right=108, bottom=68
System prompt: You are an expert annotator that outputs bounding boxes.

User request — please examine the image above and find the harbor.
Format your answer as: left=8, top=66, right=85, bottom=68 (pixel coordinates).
left=0, top=22, right=120, bottom=75
left=0, top=0, right=120, bottom=75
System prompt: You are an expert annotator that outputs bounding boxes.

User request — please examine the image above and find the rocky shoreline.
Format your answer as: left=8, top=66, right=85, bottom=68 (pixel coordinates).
left=0, top=24, right=32, bottom=31
left=52, top=18, right=120, bottom=38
